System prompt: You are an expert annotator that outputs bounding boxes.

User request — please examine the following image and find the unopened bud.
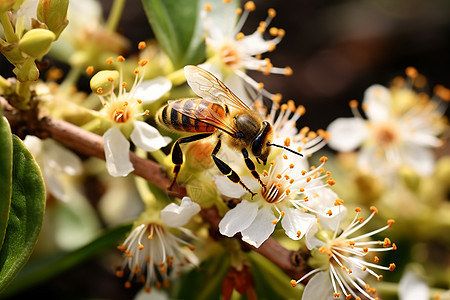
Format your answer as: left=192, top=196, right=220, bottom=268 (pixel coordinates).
left=14, top=58, right=39, bottom=82
left=37, top=0, right=69, bottom=39
left=90, top=70, right=119, bottom=95
left=0, top=0, right=16, bottom=12
left=18, top=28, right=55, bottom=58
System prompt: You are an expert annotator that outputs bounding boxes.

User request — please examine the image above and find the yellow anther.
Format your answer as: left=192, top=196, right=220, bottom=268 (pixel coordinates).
left=96, top=87, right=103, bottom=94
left=122, top=82, right=127, bottom=88
left=137, top=99, right=142, bottom=104
left=257, top=82, right=264, bottom=90
left=377, top=275, right=383, bottom=281
left=285, top=189, right=291, bottom=195
left=204, top=3, right=212, bottom=11
left=289, top=163, right=294, bottom=169
left=268, top=8, right=276, bottom=18
left=267, top=42, right=276, bottom=52
left=148, top=234, right=153, bottom=239
left=272, top=93, right=282, bottom=102
left=138, top=243, right=144, bottom=250
left=389, top=263, right=396, bottom=271
left=370, top=206, right=379, bottom=214
left=269, top=27, right=278, bottom=36
left=387, top=219, right=395, bottom=227
left=290, top=280, right=297, bottom=287
left=106, top=57, right=114, bottom=64
left=334, top=293, right=340, bottom=298
left=272, top=219, right=278, bottom=225
left=284, top=66, right=293, bottom=76
left=363, top=247, right=369, bottom=253
left=327, top=178, right=336, bottom=186
left=86, top=66, right=94, bottom=75
left=107, top=77, right=115, bottom=82
left=383, top=237, right=392, bottom=247
left=319, top=156, right=328, bottom=162
left=405, top=66, right=419, bottom=78
left=326, top=210, right=332, bottom=216
left=303, top=196, right=309, bottom=202
left=283, top=154, right=288, bottom=159
left=276, top=173, right=282, bottom=179
left=355, top=207, right=361, bottom=213
left=138, top=59, right=148, bottom=67
left=134, top=68, right=140, bottom=74
left=299, top=188, right=305, bottom=192
left=235, top=7, right=242, bottom=15
left=349, top=99, right=359, bottom=108
left=117, top=55, right=125, bottom=63
left=138, top=41, right=147, bottom=50
left=236, top=32, right=245, bottom=40
left=301, top=170, right=307, bottom=176
left=334, top=199, right=344, bottom=206
left=244, top=1, right=256, bottom=12
left=124, top=281, right=132, bottom=288
left=296, top=230, right=301, bottom=238
left=116, top=270, right=124, bottom=277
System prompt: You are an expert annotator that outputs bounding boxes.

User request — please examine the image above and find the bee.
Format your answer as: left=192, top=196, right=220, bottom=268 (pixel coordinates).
left=157, top=65, right=302, bottom=196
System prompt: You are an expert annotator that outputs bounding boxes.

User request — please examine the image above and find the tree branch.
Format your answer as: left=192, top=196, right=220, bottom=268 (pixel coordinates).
left=1, top=97, right=310, bottom=280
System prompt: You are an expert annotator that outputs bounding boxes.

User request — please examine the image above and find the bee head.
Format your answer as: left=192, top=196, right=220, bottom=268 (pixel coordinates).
left=252, top=121, right=273, bottom=165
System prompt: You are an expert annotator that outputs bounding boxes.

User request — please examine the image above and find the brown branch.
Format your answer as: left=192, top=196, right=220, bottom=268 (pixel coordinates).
left=1, top=97, right=309, bottom=280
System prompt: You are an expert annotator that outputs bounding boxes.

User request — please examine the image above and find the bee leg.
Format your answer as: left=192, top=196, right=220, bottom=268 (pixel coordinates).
left=212, top=152, right=257, bottom=199
left=168, top=133, right=213, bottom=190
left=242, top=148, right=266, bottom=192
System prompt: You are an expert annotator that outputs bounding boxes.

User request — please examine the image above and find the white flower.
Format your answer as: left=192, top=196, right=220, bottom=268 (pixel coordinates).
left=217, top=153, right=341, bottom=248
left=399, top=270, right=429, bottom=300
left=93, top=55, right=172, bottom=177
left=200, top=1, right=292, bottom=103
left=24, top=135, right=82, bottom=201
left=116, top=197, right=200, bottom=292
left=292, top=206, right=397, bottom=300
left=327, top=70, right=448, bottom=177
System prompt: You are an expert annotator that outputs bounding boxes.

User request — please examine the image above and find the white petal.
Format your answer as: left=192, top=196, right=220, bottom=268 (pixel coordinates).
left=213, top=175, right=259, bottom=199
left=131, top=121, right=171, bottom=152
left=241, top=205, right=276, bottom=248
left=302, top=272, right=338, bottom=300
left=23, top=135, right=43, bottom=156
left=326, top=118, right=368, bottom=152
left=280, top=207, right=315, bottom=240
left=219, top=200, right=259, bottom=237
left=135, top=287, right=169, bottom=300
left=44, top=139, right=83, bottom=175
left=363, top=84, right=391, bottom=122
left=399, top=271, right=429, bottom=300
left=399, top=144, right=435, bottom=176
left=304, top=221, right=324, bottom=251
left=161, top=197, right=201, bottom=228
left=103, top=127, right=134, bottom=177
left=134, top=76, right=172, bottom=105
left=41, top=163, right=66, bottom=201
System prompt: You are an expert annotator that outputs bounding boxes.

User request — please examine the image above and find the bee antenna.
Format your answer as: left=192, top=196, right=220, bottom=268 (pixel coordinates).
left=267, top=143, right=303, bottom=157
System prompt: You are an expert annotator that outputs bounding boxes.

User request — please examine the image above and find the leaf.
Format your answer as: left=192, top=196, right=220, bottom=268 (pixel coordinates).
left=0, top=135, right=46, bottom=292
left=0, top=115, right=12, bottom=250
left=2, top=223, right=132, bottom=297
left=141, top=0, right=206, bottom=69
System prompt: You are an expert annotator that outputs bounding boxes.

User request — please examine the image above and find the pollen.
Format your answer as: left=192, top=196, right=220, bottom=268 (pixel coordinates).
left=204, top=3, right=212, bottom=11
left=349, top=99, right=359, bottom=108
left=299, top=187, right=305, bottom=192
left=106, top=57, right=114, bottom=64
left=107, top=77, right=115, bottom=82
left=284, top=66, right=293, bottom=76
left=387, top=219, right=395, bottom=227
left=96, top=87, right=103, bottom=94
left=405, top=66, right=419, bottom=78
left=138, top=59, right=148, bottom=67
left=326, top=210, right=332, bottom=216
left=296, top=230, right=301, bottom=238
left=363, top=247, right=369, bottom=253
left=370, top=206, right=379, bottom=214
left=138, top=41, right=147, bottom=50
left=303, top=196, right=308, bottom=201
left=334, top=293, right=340, bottom=297
left=290, top=280, right=297, bottom=287
left=284, top=137, right=291, bottom=147
left=269, top=27, right=278, bottom=36
left=334, top=199, right=344, bottom=206
left=377, top=275, right=383, bottom=281
left=272, top=93, right=282, bottom=102
left=383, top=238, right=392, bottom=247
left=86, top=66, right=94, bottom=75
left=319, top=156, right=328, bottom=162
left=355, top=207, right=361, bottom=213
left=327, top=178, right=336, bottom=186
left=244, top=1, right=256, bottom=11
left=236, top=32, right=245, bottom=40
left=389, top=263, right=396, bottom=271
left=138, top=243, right=144, bottom=250
left=137, top=99, right=142, bottom=104
left=285, top=189, right=291, bottom=195
left=117, top=55, right=125, bottom=63
left=122, top=82, right=127, bottom=88
left=272, top=219, right=278, bottom=225
left=235, top=7, right=242, bottom=15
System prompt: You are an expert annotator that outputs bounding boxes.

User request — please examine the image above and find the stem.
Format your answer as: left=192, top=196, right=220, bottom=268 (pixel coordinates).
left=149, top=149, right=168, bottom=167
left=105, top=0, right=126, bottom=34
left=166, top=67, right=188, bottom=86
left=15, top=80, right=31, bottom=106
left=0, top=75, right=11, bottom=91
left=0, top=11, right=18, bottom=43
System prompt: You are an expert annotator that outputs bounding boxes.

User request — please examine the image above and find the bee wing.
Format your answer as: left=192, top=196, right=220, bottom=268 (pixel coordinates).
left=184, top=65, right=251, bottom=112
left=168, top=99, right=239, bottom=137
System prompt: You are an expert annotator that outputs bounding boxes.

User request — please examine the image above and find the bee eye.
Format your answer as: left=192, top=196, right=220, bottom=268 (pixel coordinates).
left=252, top=121, right=271, bottom=157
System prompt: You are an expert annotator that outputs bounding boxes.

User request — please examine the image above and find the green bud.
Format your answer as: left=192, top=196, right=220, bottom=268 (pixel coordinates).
left=0, top=0, right=16, bottom=12
left=37, top=0, right=69, bottom=39
left=13, top=57, right=39, bottom=82
left=90, top=70, right=119, bottom=95
left=18, top=28, right=55, bottom=58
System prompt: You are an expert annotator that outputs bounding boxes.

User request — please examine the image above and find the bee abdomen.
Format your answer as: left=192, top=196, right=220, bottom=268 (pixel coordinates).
left=157, top=99, right=223, bottom=133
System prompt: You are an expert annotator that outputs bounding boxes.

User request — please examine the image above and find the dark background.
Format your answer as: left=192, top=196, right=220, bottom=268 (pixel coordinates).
left=4, top=0, right=450, bottom=299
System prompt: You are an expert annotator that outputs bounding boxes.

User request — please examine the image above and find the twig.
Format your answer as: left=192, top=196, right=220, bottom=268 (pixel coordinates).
left=1, top=97, right=309, bottom=279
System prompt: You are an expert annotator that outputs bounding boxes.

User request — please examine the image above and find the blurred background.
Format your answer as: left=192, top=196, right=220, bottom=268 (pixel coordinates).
left=3, top=0, right=450, bottom=298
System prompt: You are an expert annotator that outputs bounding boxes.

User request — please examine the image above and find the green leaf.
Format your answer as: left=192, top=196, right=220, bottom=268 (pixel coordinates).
left=2, top=223, right=132, bottom=297
left=0, top=135, right=46, bottom=292
left=0, top=115, right=12, bottom=251
left=141, top=0, right=206, bottom=69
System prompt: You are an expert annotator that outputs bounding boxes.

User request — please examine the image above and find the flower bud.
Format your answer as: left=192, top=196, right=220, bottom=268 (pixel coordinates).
left=37, top=0, right=69, bottom=39
left=13, top=58, right=39, bottom=82
left=18, top=28, right=55, bottom=58
left=90, top=70, right=119, bottom=95
left=0, top=0, right=16, bottom=12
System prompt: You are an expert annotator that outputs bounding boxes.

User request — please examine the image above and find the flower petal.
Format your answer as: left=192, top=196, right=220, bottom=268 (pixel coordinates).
left=400, top=143, right=435, bottom=176
left=326, top=118, right=368, bottom=152
left=103, top=127, right=134, bottom=177
left=241, top=205, right=276, bottom=248
left=44, top=139, right=83, bottom=175
left=214, top=175, right=254, bottom=199
left=280, top=207, right=315, bottom=240
left=302, top=272, right=337, bottom=300
left=399, top=271, right=429, bottom=300
left=133, top=76, right=172, bottom=105
left=304, top=221, right=324, bottom=251
left=362, top=84, right=391, bottom=122
left=219, top=200, right=259, bottom=237
left=161, top=197, right=201, bottom=228
left=131, top=121, right=171, bottom=152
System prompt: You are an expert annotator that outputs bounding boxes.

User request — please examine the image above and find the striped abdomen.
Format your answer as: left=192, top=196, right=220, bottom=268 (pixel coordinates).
left=157, top=99, right=226, bottom=133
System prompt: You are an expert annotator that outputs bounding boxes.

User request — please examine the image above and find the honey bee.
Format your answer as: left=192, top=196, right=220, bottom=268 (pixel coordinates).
left=157, top=65, right=301, bottom=196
